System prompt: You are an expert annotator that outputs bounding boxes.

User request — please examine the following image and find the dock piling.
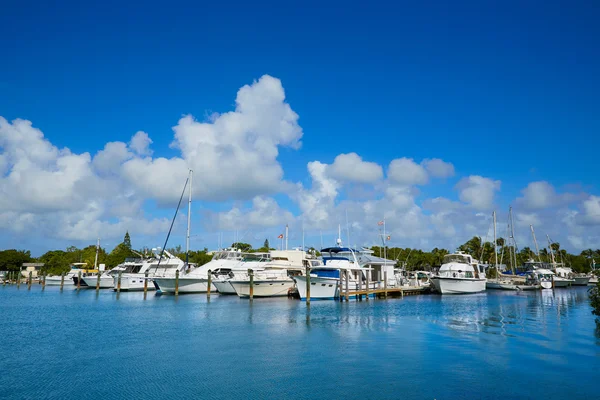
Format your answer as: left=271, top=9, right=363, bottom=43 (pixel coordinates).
left=365, top=271, right=370, bottom=301
left=27, top=271, right=32, bottom=290
left=384, top=271, right=388, bottom=298
left=305, top=266, right=311, bottom=305
left=207, top=270, right=212, bottom=299
left=345, top=272, right=349, bottom=302
left=143, top=271, right=149, bottom=295
left=96, top=271, right=101, bottom=291
left=249, top=269, right=254, bottom=301
left=17, top=269, right=21, bottom=288
left=358, top=274, right=362, bottom=301
left=175, top=269, right=179, bottom=296
left=42, top=273, right=46, bottom=290
left=77, top=271, right=81, bottom=290
left=117, top=270, right=122, bottom=293
left=338, top=269, right=343, bottom=301
left=60, top=272, right=65, bottom=290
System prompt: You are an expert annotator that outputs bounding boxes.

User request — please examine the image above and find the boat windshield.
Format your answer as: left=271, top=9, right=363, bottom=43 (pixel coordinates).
left=442, top=254, right=470, bottom=264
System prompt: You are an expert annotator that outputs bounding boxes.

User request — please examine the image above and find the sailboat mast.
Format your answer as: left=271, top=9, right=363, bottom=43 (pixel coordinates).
left=186, top=170, right=193, bottom=266
left=547, top=235, right=556, bottom=266
left=285, top=224, right=289, bottom=251
left=346, top=209, right=351, bottom=248
left=530, top=225, right=541, bottom=262
left=493, top=211, right=498, bottom=269
left=508, top=207, right=517, bottom=274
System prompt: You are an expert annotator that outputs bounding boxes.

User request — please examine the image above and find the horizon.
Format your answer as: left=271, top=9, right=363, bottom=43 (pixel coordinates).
left=1, top=1, right=599, bottom=256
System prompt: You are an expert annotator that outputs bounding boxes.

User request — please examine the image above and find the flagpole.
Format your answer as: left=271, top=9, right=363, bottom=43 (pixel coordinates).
left=383, top=218, right=387, bottom=267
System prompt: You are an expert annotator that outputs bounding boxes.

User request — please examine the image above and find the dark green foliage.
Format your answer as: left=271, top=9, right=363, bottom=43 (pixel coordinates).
left=124, top=231, right=132, bottom=249
left=0, top=250, right=33, bottom=271
left=188, top=249, right=213, bottom=266
left=106, top=243, right=137, bottom=268
left=231, top=242, right=252, bottom=252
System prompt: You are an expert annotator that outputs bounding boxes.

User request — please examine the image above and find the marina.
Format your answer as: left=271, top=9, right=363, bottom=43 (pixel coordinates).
left=1, top=283, right=598, bottom=400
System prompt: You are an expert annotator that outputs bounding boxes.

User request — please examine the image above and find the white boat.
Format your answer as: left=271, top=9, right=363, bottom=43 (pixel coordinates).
left=573, top=274, right=591, bottom=286
left=45, top=264, right=87, bottom=286
left=81, top=263, right=132, bottom=289
left=154, top=249, right=253, bottom=294
left=230, top=250, right=310, bottom=298
left=553, top=266, right=575, bottom=287
left=430, top=252, right=487, bottom=294
left=486, top=279, right=519, bottom=290
left=208, top=253, right=271, bottom=295
left=294, top=246, right=380, bottom=300
left=116, top=249, right=188, bottom=291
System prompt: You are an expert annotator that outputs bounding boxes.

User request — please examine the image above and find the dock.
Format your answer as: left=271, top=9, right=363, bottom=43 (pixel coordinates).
left=345, top=285, right=430, bottom=300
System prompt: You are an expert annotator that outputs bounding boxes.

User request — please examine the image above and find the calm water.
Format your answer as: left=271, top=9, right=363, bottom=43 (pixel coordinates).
left=1, top=285, right=599, bottom=399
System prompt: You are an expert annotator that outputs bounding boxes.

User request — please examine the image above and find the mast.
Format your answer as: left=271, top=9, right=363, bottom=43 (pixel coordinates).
left=508, top=207, right=517, bottom=274
left=547, top=235, right=556, bottom=267
left=530, top=225, right=541, bottom=262
left=94, top=238, right=100, bottom=270
left=337, top=224, right=342, bottom=247
left=186, top=169, right=193, bottom=266
left=345, top=209, right=351, bottom=249
left=383, top=219, right=387, bottom=268
left=493, top=211, right=498, bottom=269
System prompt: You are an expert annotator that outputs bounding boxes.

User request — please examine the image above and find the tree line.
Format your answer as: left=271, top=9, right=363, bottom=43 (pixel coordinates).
left=1, top=234, right=598, bottom=275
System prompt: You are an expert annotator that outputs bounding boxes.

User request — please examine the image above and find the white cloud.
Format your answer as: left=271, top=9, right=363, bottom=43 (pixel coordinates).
left=422, top=158, right=455, bottom=179
left=129, top=131, right=153, bottom=156
left=455, top=175, right=501, bottom=210
left=387, top=158, right=428, bottom=186
left=517, top=181, right=556, bottom=209
left=203, top=196, right=294, bottom=232
left=327, top=153, right=383, bottom=184
left=580, top=195, right=600, bottom=225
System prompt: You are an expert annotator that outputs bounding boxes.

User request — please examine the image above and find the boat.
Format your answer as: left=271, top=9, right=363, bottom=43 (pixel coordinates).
left=210, top=252, right=271, bottom=294
left=45, top=264, right=87, bottom=286
left=486, top=211, right=520, bottom=291
left=293, top=247, right=375, bottom=300
left=430, top=252, right=487, bottom=294
left=116, top=249, right=189, bottom=291
left=230, top=250, right=310, bottom=298
left=572, top=274, right=591, bottom=286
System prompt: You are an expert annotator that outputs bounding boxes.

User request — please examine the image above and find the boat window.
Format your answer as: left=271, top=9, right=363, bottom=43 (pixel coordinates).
left=465, top=271, right=474, bottom=278
left=443, top=255, right=470, bottom=264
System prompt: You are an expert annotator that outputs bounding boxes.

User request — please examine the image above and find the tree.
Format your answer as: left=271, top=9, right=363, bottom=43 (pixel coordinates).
left=0, top=250, right=32, bottom=271
left=459, top=236, right=482, bottom=258
left=589, top=282, right=600, bottom=326
left=231, top=242, right=252, bottom=252
left=189, top=249, right=213, bottom=266
left=124, top=231, right=132, bottom=249
left=264, top=239, right=269, bottom=249
left=106, top=243, right=137, bottom=268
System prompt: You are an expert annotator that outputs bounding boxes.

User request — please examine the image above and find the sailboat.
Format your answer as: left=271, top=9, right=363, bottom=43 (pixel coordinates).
left=547, top=235, right=574, bottom=288
left=487, top=211, right=520, bottom=290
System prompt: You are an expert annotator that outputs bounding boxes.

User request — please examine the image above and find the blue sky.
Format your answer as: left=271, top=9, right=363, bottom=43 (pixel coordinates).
left=1, top=1, right=599, bottom=256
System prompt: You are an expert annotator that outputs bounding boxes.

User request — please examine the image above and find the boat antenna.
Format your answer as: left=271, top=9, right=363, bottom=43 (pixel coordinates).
left=156, top=172, right=190, bottom=271
left=530, top=225, right=541, bottom=262
left=345, top=209, right=351, bottom=249
left=508, top=206, right=517, bottom=275
left=546, top=234, right=556, bottom=267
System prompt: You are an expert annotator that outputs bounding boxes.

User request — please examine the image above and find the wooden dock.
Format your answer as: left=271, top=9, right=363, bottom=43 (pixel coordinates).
left=346, top=286, right=429, bottom=299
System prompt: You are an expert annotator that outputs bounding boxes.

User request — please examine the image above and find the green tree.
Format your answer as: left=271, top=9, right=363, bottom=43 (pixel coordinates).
left=589, top=282, right=600, bottom=326
left=231, top=242, right=252, bottom=252
left=106, top=243, right=137, bottom=268
left=189, top=249, right=213, bottom=266
left=0, top=250, right=32, bottom=271
left=124, top=231, right=132, bottom=249
left=264, top=239, right=269, bottom=249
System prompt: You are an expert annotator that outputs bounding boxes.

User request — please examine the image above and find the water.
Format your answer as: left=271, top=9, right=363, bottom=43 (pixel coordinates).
left=1, top=285, right=599, bottom=399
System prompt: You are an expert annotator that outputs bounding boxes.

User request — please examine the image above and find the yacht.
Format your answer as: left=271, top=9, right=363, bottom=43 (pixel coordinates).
left=45, top=264, right=87, bottom=286
left=153, top=248, right=246, bottom=294
left=81, top=261, right=136, bottom=289
left=229, top=250, right=309, bottom=298
left=114, top=249, right=187, bottom=291
left=293, top=247, right=376, bottom=300
left=210, top=252, right=271, bottom=294
left=572, top=273, right=591, bottom=286
left=552, top=266, right=575, bottom=287
left=430, top=252, right=487, bottom=294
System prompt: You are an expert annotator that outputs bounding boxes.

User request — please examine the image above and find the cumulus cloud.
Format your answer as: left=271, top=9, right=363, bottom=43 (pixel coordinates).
left=327, top=153, right=383, bottom=184
left=455, top=176, right=501, bottom=210
left=129, top=131, right=153, bottom=156
left=580, top=195, right=600, bottom=225
left=387, top=158, right=428, bottom=186
left=422, top=158, right=455, bottom=179
left=203, top=196, right=294, bottom=232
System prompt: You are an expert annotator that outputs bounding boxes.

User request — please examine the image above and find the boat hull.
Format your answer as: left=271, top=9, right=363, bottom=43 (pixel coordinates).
left=486, top=280, right=519, bottom=291
left=552, top=278, right=573, bottom=288
left=540, top=281, right=553, bottom=289
left=114, top=275, right=156, bottom=291
left=213, top=280, right=236, bottom=294
left=230, top=279, right=294, bottom=298
left=294, top=276, right=338, bottom=300
left=81, top=275, right=114, bottom=289
left=153, top=277, right=216, bottom=293
left=431, top=277, right=486, bottom=294
left=573, top=276, right=590, bottom=286
left=45, top=276, right=74, bottom=286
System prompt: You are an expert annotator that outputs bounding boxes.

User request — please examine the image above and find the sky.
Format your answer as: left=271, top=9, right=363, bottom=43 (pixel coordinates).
left=1, top=0, right=599, bottom=256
